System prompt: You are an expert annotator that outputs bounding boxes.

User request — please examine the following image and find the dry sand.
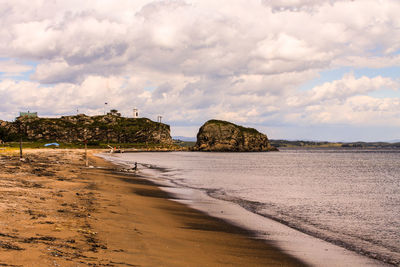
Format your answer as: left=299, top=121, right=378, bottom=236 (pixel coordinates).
left=0, top=149, right=306, bottom=266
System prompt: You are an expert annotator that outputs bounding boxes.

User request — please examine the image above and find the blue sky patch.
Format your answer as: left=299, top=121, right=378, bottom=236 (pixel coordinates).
left=0, top=57, right=38, bottom=81
left=299, top=66, right=400, bottom=94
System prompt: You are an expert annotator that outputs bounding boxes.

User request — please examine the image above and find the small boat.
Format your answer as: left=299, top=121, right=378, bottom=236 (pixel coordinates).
left=107, top=145, right=124, bottom=153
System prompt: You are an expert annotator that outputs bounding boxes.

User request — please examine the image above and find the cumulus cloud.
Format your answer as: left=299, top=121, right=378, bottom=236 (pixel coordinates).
left=301, top=95, right=400, bottom=127
left=0, top=60, right=32, bottom=77
left=1, top=0, right=400, bottom=140
left=288, top=73, right=399, bottom=106
left=262, top=0, right=343, bottom=12
left=285, top=73, right=400, bottom=127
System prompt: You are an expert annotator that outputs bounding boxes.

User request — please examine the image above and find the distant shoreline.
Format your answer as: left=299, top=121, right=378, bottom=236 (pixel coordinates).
left=2, top=139, right=400, bottom=153
left=269, top=139, right=400, bottom=148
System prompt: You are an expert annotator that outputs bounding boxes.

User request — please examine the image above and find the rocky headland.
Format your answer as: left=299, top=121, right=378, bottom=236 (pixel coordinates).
left=193, top=119, right=277, bottom=152
left=0, top=114, right=172, bottom=144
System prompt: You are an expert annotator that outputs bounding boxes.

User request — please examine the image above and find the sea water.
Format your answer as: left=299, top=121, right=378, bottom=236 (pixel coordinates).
left=102, top=148, right=400, bottom=266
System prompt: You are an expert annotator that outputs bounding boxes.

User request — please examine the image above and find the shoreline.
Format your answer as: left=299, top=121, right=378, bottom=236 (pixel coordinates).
left=101, top=151, right=394, bottom=267
left=89, top=152, right=309, bottom=266
left=0, top=149, right=306, bottom=266
left=162, top=185, right=393, bottom=267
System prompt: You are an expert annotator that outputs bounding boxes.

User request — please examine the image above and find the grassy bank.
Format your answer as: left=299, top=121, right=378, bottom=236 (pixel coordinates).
left=1, top=141, right=182, bottom=150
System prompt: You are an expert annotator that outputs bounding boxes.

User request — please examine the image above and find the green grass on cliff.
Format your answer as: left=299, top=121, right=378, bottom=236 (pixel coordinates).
left=205, top=120, right=260, bottom=135
left=3, top=115, right=171, bottom=144
left=3, top=141, right=179, bottom=150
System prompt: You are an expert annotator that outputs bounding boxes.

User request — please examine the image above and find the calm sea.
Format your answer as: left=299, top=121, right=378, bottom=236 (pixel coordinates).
left=103, top=148, right=400, bottom=266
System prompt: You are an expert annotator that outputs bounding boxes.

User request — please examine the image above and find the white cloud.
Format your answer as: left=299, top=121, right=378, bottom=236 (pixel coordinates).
left=262, top=0, right=343, bottom=12
left=288, top=73, right=399, bottom=107
left=0, top=60, right=32, bottom=77
left=304, top=95, right=400, bottom=126
left=285, top=73, right=400, bottom=126
left=1, top=0, right=400, bottom=140
left=2, top=0, right=400, bottom=81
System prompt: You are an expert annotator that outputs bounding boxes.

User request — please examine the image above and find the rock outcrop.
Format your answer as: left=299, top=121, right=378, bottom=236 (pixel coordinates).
left=0, top=120, right=12, bottom=142
left=193, top=120, right=277, bottom=152
left=0, top=114, right=172, bottom=144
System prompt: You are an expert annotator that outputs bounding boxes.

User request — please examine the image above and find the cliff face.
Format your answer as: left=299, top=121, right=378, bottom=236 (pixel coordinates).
left=0, top=120, right=12, bottom=141
left=0, top=115, right=172, bottom=144
left=0, top=120, right=11, bottom=129
left=193, top=120, right=277, bottom=152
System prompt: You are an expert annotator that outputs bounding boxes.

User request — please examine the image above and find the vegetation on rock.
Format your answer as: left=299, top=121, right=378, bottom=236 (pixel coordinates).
left=0, top=114, right=172, bottom=145
left=193, top=119, right=277, bottom=152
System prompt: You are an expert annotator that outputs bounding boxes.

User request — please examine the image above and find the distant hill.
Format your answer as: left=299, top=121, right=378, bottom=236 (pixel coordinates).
left=270, top=139, right=400, bottom=148
left=172, top=136, right=196, bottom=142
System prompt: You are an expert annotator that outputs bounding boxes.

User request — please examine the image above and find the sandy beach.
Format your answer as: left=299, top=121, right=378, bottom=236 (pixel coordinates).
left=0, top=149, right=306, bottom=266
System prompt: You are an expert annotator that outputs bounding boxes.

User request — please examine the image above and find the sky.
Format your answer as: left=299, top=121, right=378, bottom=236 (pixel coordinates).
left=0, top=0, right=400, bottom=142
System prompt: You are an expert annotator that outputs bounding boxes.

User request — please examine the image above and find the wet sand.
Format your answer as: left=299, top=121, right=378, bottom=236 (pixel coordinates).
left=0, top=149, right=306, bottom=266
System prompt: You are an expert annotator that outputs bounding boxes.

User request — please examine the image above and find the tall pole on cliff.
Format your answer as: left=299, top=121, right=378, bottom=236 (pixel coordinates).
left=19, top=137, right=23, bottom=159
left=17, top=120, right=23, bottom=159
left=84, top=128, right=88, bottom=167
left=84, top=140, right=88, bottom=167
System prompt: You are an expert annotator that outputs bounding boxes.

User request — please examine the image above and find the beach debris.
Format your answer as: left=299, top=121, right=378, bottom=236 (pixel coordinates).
left=118, top=162, right=139, bottom=173
left=0, top=241, right=24, bottom=250
left=77, top=228, right=97, bottom=235
left=120, top=167, right=138, bottom=173
left=23, top=236, right=56, bottom=243
left=49, top=248, right=64, bottom=257
left=19, top=157, right=32, bottom=163
left=107, top=145, right=124, bottom=153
